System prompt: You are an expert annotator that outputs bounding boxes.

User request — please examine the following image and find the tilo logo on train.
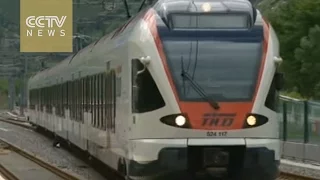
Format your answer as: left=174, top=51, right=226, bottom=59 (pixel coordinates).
left=202, top=113, right=236, bottom=126
left=25, top=16, right=67, bottom=37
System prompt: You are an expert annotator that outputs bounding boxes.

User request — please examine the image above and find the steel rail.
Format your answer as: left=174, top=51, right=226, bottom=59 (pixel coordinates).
left=279, top=171, right=320, bottom=180
left=0, top=138, right=79, bottom=180
left=0, top=117, right=34, bottom=130
left=0, top=163, right=19, bottom=180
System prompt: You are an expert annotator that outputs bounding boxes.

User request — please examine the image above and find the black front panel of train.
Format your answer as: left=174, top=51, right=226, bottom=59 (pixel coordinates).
left=155, top=15, right=264, bottom=102
left=131, top=59, right=165, bottom=113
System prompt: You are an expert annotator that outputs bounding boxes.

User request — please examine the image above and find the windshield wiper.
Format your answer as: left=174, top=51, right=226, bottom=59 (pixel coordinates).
left=180, top=57, right=220, bottom=110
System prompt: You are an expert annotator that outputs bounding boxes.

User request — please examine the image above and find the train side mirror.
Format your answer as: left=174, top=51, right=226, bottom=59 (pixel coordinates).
left=274, top=56, right=283, bottom=66
left=275, top=72, right=284, bottom=90
left=137, top=56, right=151, bottom=75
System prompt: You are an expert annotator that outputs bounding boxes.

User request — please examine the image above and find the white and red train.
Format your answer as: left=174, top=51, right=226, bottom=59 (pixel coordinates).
left=27, top=0, right=284, bottom=179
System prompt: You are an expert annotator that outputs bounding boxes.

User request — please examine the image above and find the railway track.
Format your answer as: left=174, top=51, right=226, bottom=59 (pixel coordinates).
left=0, top=114, right=319, bottom=180
left=278, top=171, right=319, bottom=180
left=0, top=138, right=79, bottom=180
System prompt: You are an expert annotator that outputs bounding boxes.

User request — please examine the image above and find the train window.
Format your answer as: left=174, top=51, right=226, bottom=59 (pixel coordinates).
left=90, top=76, right=93, bottom=125
left=57, top=85, right=59, bottom=115
left=105, top=70, right=116, bottom=132
left=97, top=75, right=99, bottom=127
left=52, top=86, right=55, bottom=114
left=81, top=79, right=83, bottom=121
left=79, top=79, right=82, bottom=120
left=87, top=76, right=90, bottom=112
left=62, top=83, right=64, bottom=116
left=49, top=87, right=51, bottom=113
left=45, top=88, right=47, bottom=113
left=41, top=88, right=43, bottom=111
left=53, top=86, right=55, bottom=114
left=112, top=70, right=116, bottom=133
left=265, top=74, right=279, bottom=112
left=94, top=75, right=98, bottom=127
left=60, top=85, right=62, bottom=116
left=77, top=80, right=79, bottom=120
left=73, top=82, right=75, bottom=119
left=92, top=77, right=94, bottom=125
left=45, top=87, right=50, bottom=113
left=116, top=75, right=121, bottom=97
left=48, top=87, right=50, bottom=113
left=56, top=84, right=61, bottom=116
left=54, top=85, right=57, bottom=115
left=66, top=82, right=69, bottom=110
left=169, top=13, right=250, bottom=29
left=59, top=84, right=61, bottom=116
left=61, top=84, right=63, bottom=116
left=51, top=86, right=53, bottom=113
left=83, top=78, right=86, bottom=112
left=83, top=78, right=85, bottom=118
left=67, top=82, right=70, bottom=111
left=39, top=89, right=41, bottom=111
left=82, top=78, right=84, bottom=121
left=72, top=81, right=75, bottom=120
left=95, top=75, right=98, bottom=127
left=88, top=76, right=91, bottom=113
left=100, top=74, right=103, bottom=129
left=75, top=80, right=77, bottom=120
left=102, top=73, right=105, bottom=128
left=55, top=85, right=57, bottom=115
left=82, top=78, right=85, bottom=119
left=98, top=76, right=101, bottom=128
left=77, top=79, right=80, bottom=121
left=53, top=85, right=60, bottom=115
left=70, top=83, right=72, bottom=118
left=76, top=80, right=78, bottom=120
left=131, top=59, right=165, bottom=113
left=52, top=86, right=54, bottom=114
left=105, top=72, right=109, bottom=130
left=97, top=74, right=101, bottom=128
left=57, top=85, right=59, bottom=114
left=64, top=83, right=66, bottom=117
left=99, top=74, right=102, bottom=129
left=102, top=73, right=106, bottom=130
left=45, top=87, right=47, bottom=112
left=70, top=82, right=72, bottom=119
left=64, top=83, right=66, bottom=116
left=35, top=90, right=37, bottom=110
left=55, top=85, right=58, bottom=115
left=85, top=77, right=87, bottom=114
left=44, top=88, right=46, bottom=111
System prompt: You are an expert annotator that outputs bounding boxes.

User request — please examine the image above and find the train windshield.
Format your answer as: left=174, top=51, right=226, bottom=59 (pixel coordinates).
left=159, top=27, right=263, bottom=102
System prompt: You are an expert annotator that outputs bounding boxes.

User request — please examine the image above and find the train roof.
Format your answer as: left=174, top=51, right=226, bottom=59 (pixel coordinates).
left=28, top=0, right=263, bottom=90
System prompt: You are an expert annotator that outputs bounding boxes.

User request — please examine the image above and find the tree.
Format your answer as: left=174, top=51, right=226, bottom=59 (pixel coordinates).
left=294, top=25, right=320, bottom=98
left=258, top=0, right=320, bottom=99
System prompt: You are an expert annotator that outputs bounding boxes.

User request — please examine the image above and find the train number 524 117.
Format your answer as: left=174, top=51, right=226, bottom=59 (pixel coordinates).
left=206, top=131, right=227, bottom=137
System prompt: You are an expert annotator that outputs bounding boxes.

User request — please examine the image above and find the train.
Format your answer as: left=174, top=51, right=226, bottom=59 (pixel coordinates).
left=26, top=0, right=284, bottom=179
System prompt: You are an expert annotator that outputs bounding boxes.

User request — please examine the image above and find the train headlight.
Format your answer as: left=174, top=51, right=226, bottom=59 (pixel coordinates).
left=243, top=114, right=268, bottom=128
left=160, top=114, right=191, bottom=128
left=246, top=115, right=256, bottom=126
left=175, top=115, right=186, bottom=126
left=202, top=3, right=212, bottom=12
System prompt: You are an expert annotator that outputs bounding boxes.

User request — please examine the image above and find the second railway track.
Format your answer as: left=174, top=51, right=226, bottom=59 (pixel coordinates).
left=0, top=138, right=79, bottom=180
left=278, top=171, right=319, bottom=180
left=1, top=114, right=319, bottom=180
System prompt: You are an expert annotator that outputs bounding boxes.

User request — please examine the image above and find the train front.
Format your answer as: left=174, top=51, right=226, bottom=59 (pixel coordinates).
left=129, top=0, right=284, bottom=179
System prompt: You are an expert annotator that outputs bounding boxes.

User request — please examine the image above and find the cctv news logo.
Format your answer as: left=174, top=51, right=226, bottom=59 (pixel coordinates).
left=25, top=16, right=67, bottom=37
